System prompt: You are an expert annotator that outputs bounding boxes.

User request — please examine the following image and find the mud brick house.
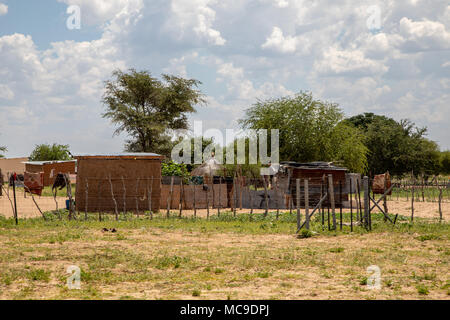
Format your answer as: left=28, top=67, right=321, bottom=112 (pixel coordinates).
left=74, top=153, right=163, bottom=213
left=0, top=157, right=28, bottom=181
left=23, top=160, right=76, bottom=186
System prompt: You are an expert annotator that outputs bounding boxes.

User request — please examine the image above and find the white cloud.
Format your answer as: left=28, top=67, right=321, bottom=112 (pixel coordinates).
left=398, top=17, right=450, bottom=51
left=262, top=27, right=299, bottom=54
left=58, top=0, right=143, bottom=26
left=166, top=0, right=226, bottom=46
left=0, top=3, right=7, bottom=16
left=314, top=47, right=389, bottom=76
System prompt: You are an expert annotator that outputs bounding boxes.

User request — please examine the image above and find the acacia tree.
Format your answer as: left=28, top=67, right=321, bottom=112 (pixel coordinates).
left=102, top=69, right=205, bottom=156
left=239, top=92, right=368, bottom=173
left=29, top=143, right=72, bottom=161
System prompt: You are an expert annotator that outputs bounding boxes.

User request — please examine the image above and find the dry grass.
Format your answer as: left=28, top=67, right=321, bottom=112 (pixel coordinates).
left=0, top=212, right=448, bottom=300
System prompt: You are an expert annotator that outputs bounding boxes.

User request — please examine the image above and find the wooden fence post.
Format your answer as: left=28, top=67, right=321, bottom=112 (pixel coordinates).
left=193, top=184, right=197, bottom=218
left=363, top=176, right=370, bottom=230
left=167, top=176, right=174, bottom=218
left=148, top=177, right=153, bottom=220
left=121, top=177, right=126, bottom=217
left=328, top=175, right=336, bottom=230
left=262, top=175, right=269, bottom=217
left=218, top=177, right=221, bottom=217
left=206, top=182, right=210, bottom=219
left=304, top=179, right=310, bottom=230
left=179, top=179, right=183, bottom=217
left=232, top=175, right=237, bottom=217
left=349, top=176, right=353, bottom=232
left=296, top=179, right=301, bottom=230
left=84, top=179, right=89, bottom=220
left=438, top=186, right=442, bottom=222
left=108, top=174, right=119, bottom=221
left=411, top=185, right=415, bottom=222
left=383, top=171, right=389, bottom=215
left=339, top=181, right=343, bottom=231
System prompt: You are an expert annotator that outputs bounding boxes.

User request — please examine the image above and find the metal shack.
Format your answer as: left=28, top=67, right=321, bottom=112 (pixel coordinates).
left=281, top=161, right=349, bottom=207
left=23, top=160, right=76, bottom=186
left=74, top=153, right=163, bottom=213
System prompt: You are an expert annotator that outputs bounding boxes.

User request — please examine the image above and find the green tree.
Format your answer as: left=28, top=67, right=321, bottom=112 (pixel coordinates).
left=0, top=146, right=6, bottom=158
left=347, top=114, right=441, bottom=176
left=239, top=92, right=368, bottom=172
left=440, top=151, right=450, bottom=174
left=29, top=143, right=72, bottom=161
left=102, top=69, right=205, bottom=156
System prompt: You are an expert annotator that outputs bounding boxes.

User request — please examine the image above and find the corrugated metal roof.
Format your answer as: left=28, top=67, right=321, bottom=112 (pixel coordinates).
left=75, top=152, right=163, bottom=158
left=280, top=161, right=347, bottom=170
left=22, top=160, right=77, bottom=165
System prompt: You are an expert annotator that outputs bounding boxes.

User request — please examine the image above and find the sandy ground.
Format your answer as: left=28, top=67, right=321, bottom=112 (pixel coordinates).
left=0, top=195, right=66, bottom=219
left=1, top=195, right=448, bottom=221
left=0, top=226, right=448, bottom=300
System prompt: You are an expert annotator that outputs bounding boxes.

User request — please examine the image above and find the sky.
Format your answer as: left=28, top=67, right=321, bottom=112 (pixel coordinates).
left=0, top=0, right=449, bottom=157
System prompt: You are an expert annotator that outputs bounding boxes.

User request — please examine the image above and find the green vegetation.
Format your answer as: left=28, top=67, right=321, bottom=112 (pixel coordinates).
left=0, top=211, right=447, bottom=300
left=161, top=161, right=190, bottom=179
left=239, top=91, right=368, bottom=173
left=345, top=113, right=442, bottom=176
left=102, top=69, right=205, bottom=157
left=29, top=143, right=72, bottom=161
left=0, top=145, right=6, bottom=158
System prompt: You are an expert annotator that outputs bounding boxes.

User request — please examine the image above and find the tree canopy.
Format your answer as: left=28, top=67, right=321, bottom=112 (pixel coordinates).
left=102, top=69, right=205, bottom=157
left=0, top=146, right=6, bottom=158
left=29, top=143, right=72, bottom=161
left=239, top=92, right=368, bottom=173
left=345, top=113, right=441, bottom=176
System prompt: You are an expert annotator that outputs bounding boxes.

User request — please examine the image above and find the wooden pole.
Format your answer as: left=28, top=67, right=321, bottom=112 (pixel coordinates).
left=438, top=186, right=442, bottom=222
left=232, top=175, right=237, bottom=217
left=321, top=177, right=325, bottom=230
left=148, top=177, right=153, bottom=220
left=97, top=180, right=102, bottom=221
left=0, top=169, right=2, bottom=196
left=363, top=176, right=370, bottom=230
left=85, top=179, right=89, bottom=220
left=296, top=179, right=301, bottom=231
left=350, top=176, right=353, bottom=232
left=357, top=178, right=362, bottom=223
left=121, top=176, right=126, bottom=217
left=193, top=184, right=197, bottom=218
left=179, top=179, right=183, bottom=217
left=383, top=171, right=389, bottom=216
left=206, top=181, right=210, bottom=219
left=108, top=174, right=119, bottom=221
left=218, top=177, right=221, bottom=217
left=328, top=175, right=336, bottom=230
left=411, top=185, right=415, bottom=222
left=135, top=177, right=140, bottom=217
left=250, top=179, right=254, bottom=217
left=275, top=178, right=280, bottom=220
left=167, top=176, right=174, bottom=218
left=262, top=175, right=269, bottom=217
left=339, top=181, right=343, bottom=231
left=304, top=179, right=309, bottom=230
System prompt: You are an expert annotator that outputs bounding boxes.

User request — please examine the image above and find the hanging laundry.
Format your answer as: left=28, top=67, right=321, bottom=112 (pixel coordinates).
left=24, top=171, right=44, bottom=196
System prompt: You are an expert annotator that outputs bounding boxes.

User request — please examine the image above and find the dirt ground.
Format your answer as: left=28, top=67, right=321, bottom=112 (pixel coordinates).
left=1, top=196, right=448, bottom=222
left=0, top=217, right=448, bottom=300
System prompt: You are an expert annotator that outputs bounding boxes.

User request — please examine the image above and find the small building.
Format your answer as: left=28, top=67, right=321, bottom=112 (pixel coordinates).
left=0, top=157, right=28, bottom=181
left=22, top=160, right=77, bottom=186
left=74, top=153, right=163, bottom=213
left=280, top=161, right=350, bottom=207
